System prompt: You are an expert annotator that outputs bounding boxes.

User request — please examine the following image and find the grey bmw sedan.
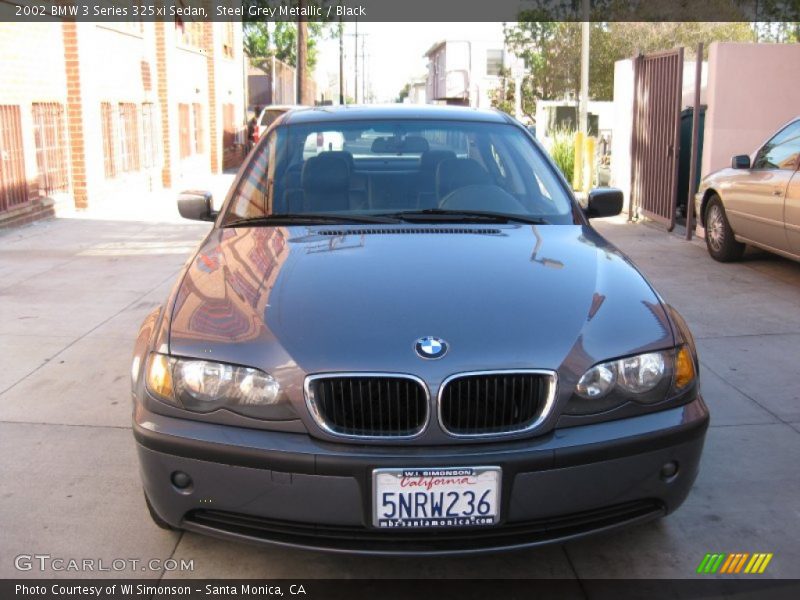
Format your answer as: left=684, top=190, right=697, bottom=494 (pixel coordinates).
left=132, top=105, right=708, bottom=555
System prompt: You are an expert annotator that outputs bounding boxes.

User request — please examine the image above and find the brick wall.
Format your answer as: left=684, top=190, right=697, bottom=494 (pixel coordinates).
left=62, top=22, right=87, bottom=208
left=0, top=20, right=246, bottom=227
left=214, top=22, right=246, bottom=171
left=204, top=22, right=220, bottom=175
left=0, top=23, right=69, bottom=225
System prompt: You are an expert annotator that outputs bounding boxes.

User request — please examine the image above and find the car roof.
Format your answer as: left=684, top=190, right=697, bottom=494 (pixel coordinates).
left=259, top=105, right=303, bottom=113
left=281, top=104, right=513, bottom=125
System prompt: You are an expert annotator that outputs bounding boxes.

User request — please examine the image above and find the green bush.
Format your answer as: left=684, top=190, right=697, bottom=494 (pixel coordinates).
left=548, top=128, right=575, bottom=185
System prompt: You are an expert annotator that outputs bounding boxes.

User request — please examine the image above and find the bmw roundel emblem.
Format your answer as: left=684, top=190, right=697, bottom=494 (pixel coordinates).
left=415, top=336, right=448, bottom=360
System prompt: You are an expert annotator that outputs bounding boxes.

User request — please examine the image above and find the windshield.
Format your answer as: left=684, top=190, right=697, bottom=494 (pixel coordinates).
left=222, top=118, right=576, bottom=225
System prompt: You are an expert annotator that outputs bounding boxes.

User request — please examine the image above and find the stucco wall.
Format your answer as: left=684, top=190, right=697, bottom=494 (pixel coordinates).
left=702, top=42, right=800, bottom=178
left=611, top=59, right=635, bottom=207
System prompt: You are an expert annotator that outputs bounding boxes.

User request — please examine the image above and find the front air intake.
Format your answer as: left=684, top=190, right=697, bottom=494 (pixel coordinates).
left=305, top=374, right=429, bottom=438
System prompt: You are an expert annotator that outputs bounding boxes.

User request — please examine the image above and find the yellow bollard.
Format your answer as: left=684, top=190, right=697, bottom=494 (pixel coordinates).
left=572, top=131, right=584, bottom=191
left=584, top=136, right=596, bottom=191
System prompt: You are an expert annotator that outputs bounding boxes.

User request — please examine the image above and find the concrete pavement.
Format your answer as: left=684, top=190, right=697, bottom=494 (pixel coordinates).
left=1, top=209, right=798, bottom=582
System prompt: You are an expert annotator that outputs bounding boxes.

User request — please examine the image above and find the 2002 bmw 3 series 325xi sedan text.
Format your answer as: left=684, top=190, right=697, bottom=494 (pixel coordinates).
left=132, top=105, right=708, bottom=555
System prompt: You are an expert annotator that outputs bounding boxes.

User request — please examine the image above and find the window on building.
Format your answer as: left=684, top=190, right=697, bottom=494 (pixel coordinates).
left=0, top=105, right=29, bottom=211
left=98, top=21, right=143, bottom=37
left=100, top=102, right=116, bottom=178
left=118, top=103, right=140, bottom=173
left=486, top=49, right=504, bottom=77
left=222, top=22, right=235, bottom=59
left=178, top=103, right=191, bottom=159
left=222, top=103, right=236, bottom=149
left=141, top=103, right=158, bottom=169
left=192, top=103, right=204, bottom=154
left=177, top=20, right=203, bottom=49
left=31, top=103, right=69, bottom=195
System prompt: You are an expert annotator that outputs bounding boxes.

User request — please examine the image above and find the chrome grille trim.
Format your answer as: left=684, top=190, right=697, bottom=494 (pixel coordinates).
left=304, top=373, right=430, bottom=440
left=437, top=370, right=558, bottom=438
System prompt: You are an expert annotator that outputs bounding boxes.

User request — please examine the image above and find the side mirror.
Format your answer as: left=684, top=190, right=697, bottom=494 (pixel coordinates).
left=731, top=154, right=751, bottom=169
left=584, top=188, right=623, bottom=219
left=177, top=191, right=216, bottom=222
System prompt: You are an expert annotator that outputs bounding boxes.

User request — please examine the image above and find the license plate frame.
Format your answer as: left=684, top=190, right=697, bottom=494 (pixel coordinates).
left=371, top=466, right=502, bottom=529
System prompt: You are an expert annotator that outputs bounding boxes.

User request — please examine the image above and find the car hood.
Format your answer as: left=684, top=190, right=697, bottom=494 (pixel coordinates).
left=168, top=225, right=673, bottom=384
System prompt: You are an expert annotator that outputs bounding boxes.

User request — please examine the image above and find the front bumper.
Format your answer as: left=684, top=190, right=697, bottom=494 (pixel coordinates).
left=134, top=396, right=709, bottom=555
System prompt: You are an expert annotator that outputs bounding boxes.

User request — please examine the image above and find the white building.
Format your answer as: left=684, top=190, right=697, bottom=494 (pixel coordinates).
left=424, top=39, right=521, bottom=109
left=403, top=77, right=428, bottom=105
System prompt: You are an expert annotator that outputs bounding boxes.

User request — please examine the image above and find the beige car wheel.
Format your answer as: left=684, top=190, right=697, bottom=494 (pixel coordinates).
left=705, top=196, right=745, bottom=262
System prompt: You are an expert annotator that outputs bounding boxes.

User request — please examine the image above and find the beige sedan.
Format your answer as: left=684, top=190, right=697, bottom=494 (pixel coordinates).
left=695, top=117, right=800, bottom=262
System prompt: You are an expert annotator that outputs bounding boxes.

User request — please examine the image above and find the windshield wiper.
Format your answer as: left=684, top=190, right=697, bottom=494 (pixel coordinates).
left=380, top=208, right=550, bottom=225
left=223, top=213, right=401, bottom=227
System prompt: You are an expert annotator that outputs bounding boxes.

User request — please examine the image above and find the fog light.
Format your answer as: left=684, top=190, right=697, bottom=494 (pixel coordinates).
left=171, top=471, right=193, bottom=490
left=660, top=461, right=679, bottom=480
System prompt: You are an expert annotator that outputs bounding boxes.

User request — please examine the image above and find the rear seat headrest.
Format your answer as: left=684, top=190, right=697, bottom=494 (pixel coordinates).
left=436, top=158, right=491, bottom=199
left=302, top=154, right=350, bottom=193
left=420, top=150, right=456, bottom=172
left=320, top=150, right=354, bottom=170
left=403, top=136, right=430, bottom=153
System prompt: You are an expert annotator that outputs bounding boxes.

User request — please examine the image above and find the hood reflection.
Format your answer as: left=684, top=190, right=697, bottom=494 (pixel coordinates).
left=167, top=224, right=674, bottom=376
left=172, top=228, right=289, bottom=343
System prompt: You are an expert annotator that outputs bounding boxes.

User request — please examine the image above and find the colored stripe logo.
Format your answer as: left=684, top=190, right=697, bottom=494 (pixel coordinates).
left=697, top=553, right=773, bottom=574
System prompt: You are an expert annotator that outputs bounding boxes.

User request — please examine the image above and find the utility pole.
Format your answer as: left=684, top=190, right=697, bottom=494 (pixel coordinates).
left=296, top=0, right=308, bottom=105
left=345, top=25, right=365, bottom=104
left=361, top=34, right=366, bottom=104
left=573, top=0, right=592, bottom=193
left=579, top=23, right=589, bottom=132
left=579, top=0, right=590, bottom=135
left=338, top=18, right=344, bottom=104
left=354, top=19, right=359, bottom=103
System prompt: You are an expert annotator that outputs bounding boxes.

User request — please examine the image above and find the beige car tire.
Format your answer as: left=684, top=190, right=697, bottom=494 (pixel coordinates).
left=704, top=195, right=745, bottom=262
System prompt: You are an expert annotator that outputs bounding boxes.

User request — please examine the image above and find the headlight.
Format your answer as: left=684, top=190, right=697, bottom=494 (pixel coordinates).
left=568, top=346, right=696, bottom=415
left=145, top=353, right=294, bottom=420
left=617, top=352, right=665, bottom=394
left=575, top=362, right=616, bottom=398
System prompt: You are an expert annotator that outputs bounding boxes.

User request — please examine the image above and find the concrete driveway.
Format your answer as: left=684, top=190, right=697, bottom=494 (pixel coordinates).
left=1, top=210, right=798, bottom=582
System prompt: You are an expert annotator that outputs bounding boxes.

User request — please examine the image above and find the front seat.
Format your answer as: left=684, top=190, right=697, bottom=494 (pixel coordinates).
left=417, top=150, right=456, bottom=208
left=322, top=151, right=367, bottom=209
left=301, top=154, right=351, bottom=212
left=436, top=158, right=491, bottom=201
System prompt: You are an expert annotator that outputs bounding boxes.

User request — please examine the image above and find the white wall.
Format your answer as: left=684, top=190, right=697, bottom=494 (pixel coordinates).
left=0, top=23, right=68, bottom=193
left=80, top=24, right=160, bottom=200
left=611, top=59, right=635, bottom=207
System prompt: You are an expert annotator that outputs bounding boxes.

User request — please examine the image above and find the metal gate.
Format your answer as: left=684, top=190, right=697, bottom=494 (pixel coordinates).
left=630, top=48, right=684, bottom=230
left=32, top=102, right=70, bottom=196
left=0, top=105, right=29, bottom=213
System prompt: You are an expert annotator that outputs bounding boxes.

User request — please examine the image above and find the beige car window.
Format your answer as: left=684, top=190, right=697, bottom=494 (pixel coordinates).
left=754, top=121, right=800, bottom=170
left=755, top=134, right=800, bottom=170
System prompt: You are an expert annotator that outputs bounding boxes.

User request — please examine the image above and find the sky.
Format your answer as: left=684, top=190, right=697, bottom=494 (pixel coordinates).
left=314, top=22, right=506, bottom=103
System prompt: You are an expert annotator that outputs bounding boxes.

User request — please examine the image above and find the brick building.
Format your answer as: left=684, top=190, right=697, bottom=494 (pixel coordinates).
left=0, top=19, right=246, bottom=227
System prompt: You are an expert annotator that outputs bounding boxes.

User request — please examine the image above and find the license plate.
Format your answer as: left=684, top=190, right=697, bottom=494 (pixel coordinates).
left=372, top=466, right=501, bottom=528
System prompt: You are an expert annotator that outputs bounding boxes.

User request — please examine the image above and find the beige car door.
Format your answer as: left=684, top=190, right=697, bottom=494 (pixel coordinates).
left=785, top=167, right=800, bottom=257
left=726, top=121, right=800, bottom=253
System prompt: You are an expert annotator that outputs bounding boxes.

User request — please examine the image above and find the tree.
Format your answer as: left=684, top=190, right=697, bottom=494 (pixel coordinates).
left=754, top=0, right=799, bottom=41
left=242, top=1, right=331, bottom=69
left=244, top=21, right=327, bottom=69
left=496, top=17, right=757, bottom=120
left=396, top=83, right=411, bottom=104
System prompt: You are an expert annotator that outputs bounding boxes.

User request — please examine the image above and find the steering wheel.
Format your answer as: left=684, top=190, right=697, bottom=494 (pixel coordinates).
left=439, top=184, right=528, bottom=214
